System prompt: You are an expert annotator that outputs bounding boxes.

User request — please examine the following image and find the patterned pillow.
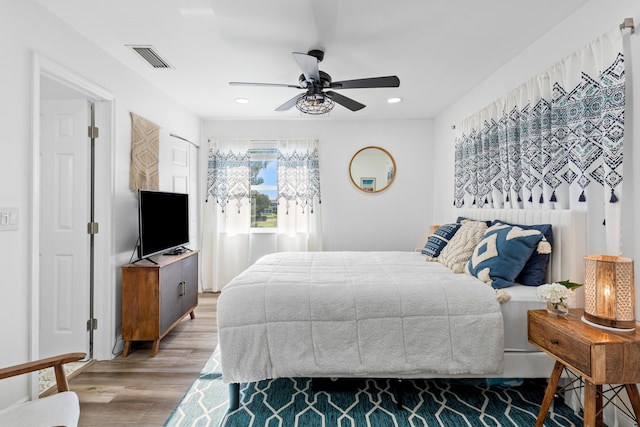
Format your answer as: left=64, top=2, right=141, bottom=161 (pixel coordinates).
left=438, top=220, right=488, bottom=273
left=422, top=223, right=461, bottom=260
left=466, top=223, right=546, bottom=289
left=491, top=220, right=553, bottom=286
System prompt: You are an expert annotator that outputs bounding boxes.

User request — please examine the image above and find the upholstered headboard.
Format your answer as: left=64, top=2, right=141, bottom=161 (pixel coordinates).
left=457, top=209, right=587, bottom=285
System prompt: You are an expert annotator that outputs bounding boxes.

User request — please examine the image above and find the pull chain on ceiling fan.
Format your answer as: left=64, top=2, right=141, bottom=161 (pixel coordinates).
left=229, top=49, right=400, bottom=115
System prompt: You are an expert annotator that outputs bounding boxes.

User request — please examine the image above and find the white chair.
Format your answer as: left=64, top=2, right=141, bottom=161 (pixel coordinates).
left=0, top=352, right=85, bottom=427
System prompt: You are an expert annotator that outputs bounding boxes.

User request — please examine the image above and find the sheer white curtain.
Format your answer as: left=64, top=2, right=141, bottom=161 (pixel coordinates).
left=201, top=138, right=323, bottom=291
left=454, top=28, right=625, bottom=253
left=201, top=139, right=251, bottom=292
left=276, top=139, right=323, bottom=251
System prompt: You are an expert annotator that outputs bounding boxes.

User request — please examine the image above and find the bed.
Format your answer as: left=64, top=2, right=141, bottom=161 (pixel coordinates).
left=217, top=209, right=587, bottom=409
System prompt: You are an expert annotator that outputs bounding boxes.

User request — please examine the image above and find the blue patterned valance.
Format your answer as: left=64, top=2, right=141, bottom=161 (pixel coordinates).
left=454, top=29, right=625, bottom=251
left=455, top=32, right=625, bottom=208
left=277, top=139, right=321, bottom=214
left=206, top=139, right=322, bottom=216
left=206, top=141, right=250, bottom=213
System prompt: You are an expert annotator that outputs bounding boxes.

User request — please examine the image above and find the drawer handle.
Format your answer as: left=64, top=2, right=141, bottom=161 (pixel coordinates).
left=550, top=339, right=559, bottom=345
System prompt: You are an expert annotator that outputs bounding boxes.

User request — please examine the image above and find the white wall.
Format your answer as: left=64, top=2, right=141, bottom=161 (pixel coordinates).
left=0, top=0, right=201, bottom=408
left=203, top=119, right=432, bottom=252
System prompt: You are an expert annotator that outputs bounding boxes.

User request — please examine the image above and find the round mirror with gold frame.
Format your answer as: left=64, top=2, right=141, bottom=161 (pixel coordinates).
left=349, top=146, right=396, bottom=193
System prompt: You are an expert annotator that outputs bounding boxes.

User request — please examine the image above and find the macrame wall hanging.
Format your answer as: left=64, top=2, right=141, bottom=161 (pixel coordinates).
left=129, top=112, right=160, bottom=193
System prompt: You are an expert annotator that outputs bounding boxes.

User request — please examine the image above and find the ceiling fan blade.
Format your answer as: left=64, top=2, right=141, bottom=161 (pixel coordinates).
left=331, top=76, right=400, bottom=89
left=229, top=81, right=302, bottom=89
left=292, top=52, right=320, bottom=82
left=275, top=93, right=303, bottom=111
left=325, top=91, right=365, bottom=111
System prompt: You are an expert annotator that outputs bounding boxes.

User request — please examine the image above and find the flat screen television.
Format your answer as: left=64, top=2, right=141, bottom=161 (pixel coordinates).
left=137, top=189, right=190, bottom=260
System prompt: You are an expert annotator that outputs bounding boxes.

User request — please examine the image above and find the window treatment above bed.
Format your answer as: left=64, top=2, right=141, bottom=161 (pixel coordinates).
left=454, top=28, right=626, bottom=253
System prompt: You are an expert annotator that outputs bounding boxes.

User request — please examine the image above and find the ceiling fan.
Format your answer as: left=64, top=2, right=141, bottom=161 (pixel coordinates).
left=229, top=49, right=400, bottom=115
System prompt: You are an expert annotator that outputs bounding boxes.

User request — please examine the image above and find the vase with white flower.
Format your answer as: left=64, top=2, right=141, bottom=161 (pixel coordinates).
left=536, top=280, right=582, bottom=317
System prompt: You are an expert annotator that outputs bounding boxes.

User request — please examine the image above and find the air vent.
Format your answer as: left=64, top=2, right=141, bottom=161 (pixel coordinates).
left=127, top=45, right=173, bottom=69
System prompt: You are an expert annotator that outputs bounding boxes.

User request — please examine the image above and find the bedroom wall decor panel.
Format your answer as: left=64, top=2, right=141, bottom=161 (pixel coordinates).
left=453, top=28, right=625, bottom=255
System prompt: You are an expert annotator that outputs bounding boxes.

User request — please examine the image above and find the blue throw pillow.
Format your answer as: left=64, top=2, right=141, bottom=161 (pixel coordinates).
left=491, top=220, right=553, bottom=286
left=422, top=223, right=461, bottom=259
left=466, top=223, right=545, bottom=289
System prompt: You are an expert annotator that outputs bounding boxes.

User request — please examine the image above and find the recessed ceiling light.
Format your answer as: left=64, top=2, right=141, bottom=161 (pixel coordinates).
left=387, top=97, right=402, bottom=104
left=235, top=98, right=249, bottom=104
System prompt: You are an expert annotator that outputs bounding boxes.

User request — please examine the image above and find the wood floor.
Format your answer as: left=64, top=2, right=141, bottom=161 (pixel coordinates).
left=70, top=292, right=219, bottom=427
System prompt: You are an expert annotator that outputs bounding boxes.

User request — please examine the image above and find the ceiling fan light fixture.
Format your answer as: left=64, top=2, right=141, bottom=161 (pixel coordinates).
left=235, top=98, right=249, bottom=104
left=387, top=97, right=402, bottom=104
left=296, top=93, right=335, bottom=115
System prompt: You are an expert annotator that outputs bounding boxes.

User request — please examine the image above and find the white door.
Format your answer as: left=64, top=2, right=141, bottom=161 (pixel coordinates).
left=39, top=99, right=89, bottom=358
left=161, top=136, right=199, bottom=247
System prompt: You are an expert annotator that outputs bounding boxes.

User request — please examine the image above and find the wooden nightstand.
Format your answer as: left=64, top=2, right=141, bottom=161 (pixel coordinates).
left=528, top=309, right=640, bottom=427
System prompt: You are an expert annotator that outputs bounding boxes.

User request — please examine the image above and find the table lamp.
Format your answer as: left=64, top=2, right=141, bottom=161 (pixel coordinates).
left=582, top=255, right=635, bottom=332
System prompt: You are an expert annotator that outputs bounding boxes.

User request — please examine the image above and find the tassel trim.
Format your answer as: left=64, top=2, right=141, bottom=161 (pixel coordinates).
left=579, top=191, right=586, bottom=202
left=537, top=238, right=552, bottom=254
left=539, top=194, right=544, bottom=204
left=550, top=191, right=557, bottom=202
left=610, top=189, right=618, bottom=203
left=496, top=290, right=511, bottom=304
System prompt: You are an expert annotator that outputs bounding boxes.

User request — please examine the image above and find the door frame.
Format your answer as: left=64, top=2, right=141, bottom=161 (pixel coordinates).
left=30, top=53, right=116, bottom=396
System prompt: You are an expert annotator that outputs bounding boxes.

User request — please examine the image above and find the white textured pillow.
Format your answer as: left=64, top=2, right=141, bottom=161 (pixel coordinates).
left=438, top=220, right=488, bottom=273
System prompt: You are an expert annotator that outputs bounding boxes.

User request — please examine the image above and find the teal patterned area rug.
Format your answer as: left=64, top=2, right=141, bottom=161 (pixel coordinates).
left=164, top=348, right=583, bottom=427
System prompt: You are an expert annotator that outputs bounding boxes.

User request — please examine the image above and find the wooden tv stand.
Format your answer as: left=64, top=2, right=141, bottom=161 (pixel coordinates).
left=121, top=250, right=198, bottom=357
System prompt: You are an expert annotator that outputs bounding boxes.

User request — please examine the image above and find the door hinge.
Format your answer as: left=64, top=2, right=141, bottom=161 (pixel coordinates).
left=87, top=222, right=99, bottom=234
left=87, top=318, right=98, bottom=331
left=88, top=126, right=99, bottom=139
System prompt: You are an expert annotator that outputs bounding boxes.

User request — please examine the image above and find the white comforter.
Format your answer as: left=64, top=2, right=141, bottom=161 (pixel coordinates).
left=217, top=251, right=504, bottom=384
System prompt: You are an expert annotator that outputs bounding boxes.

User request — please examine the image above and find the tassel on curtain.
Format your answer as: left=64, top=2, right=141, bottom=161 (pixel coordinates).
left=201, top=138, right=324, bottom=291
left=453, top=28, right=625, bottom=253
left=277, top=139, right=322, bottom=214
left=276, top=139, right=323, bottom=252
left=201, top=139, right=252, bottom=292
left=205, top=140, right=251, bottom=213
left=129, top=113, right=160, bottom=193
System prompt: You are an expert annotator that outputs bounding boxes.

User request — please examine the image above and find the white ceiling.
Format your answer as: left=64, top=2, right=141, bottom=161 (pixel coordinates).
left=37, top=0, right=588, bottom=120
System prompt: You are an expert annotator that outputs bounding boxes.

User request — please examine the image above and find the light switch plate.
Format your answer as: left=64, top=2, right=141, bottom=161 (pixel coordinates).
left=0, top=207, right=18, bottom=231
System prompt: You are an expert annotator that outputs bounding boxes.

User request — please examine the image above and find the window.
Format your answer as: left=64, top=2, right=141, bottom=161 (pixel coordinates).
left=249, top=147, right=277, bottom=229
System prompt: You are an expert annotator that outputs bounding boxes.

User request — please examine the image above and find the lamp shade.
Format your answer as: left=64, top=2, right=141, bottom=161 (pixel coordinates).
left=583, top=255, right=635, bottom=331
